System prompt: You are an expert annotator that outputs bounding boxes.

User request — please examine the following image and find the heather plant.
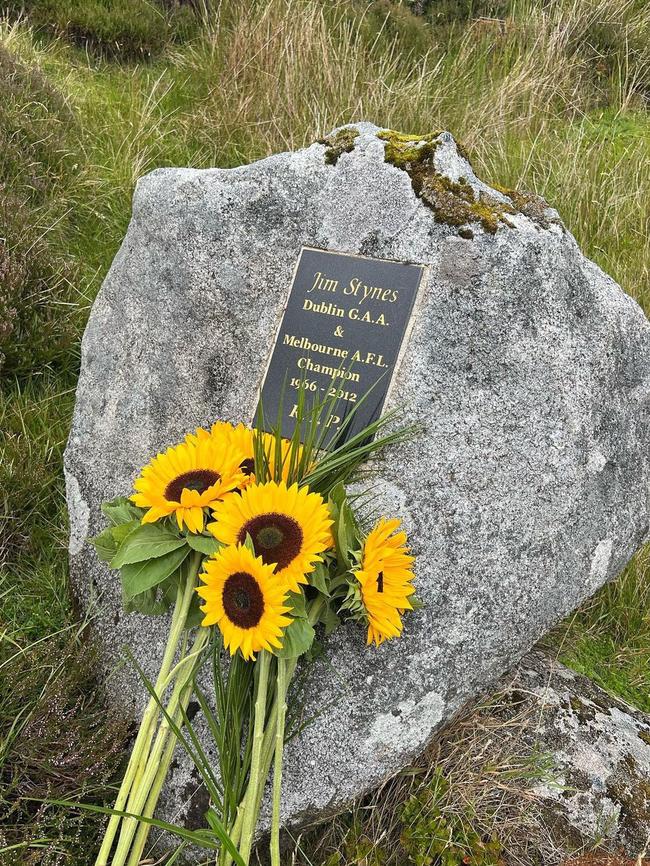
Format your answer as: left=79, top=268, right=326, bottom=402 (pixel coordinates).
left=0, top=632, right=128, bottom=861
left=3, top=0, right=201, bottom=60
left=0, top=44, right=79, bottom=376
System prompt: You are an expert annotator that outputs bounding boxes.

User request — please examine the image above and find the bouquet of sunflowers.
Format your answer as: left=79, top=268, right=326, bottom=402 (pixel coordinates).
left=89, top=396, right=418, bottom=866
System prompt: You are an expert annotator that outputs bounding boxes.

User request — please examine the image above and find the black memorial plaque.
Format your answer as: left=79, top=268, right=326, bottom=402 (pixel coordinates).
left=257, top=247, right=426, bottom=446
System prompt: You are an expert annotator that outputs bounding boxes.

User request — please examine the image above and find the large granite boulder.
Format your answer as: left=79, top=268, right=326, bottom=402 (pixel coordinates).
left=64, top=123, right=650, bottom=841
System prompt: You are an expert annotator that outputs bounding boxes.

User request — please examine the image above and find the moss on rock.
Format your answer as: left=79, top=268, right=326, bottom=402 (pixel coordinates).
left=378, top=128, right=516, bottom=235
left=319, top=126, right=360, bottom=165
left=377, top=129, right=442, bottom=167
left=493, top=183, right=561, bottom=230
left=378, top=128, right=562, bottom=236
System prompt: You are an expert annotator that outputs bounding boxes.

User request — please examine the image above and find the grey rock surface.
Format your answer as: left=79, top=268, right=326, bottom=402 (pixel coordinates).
left=481, top=651, right=650, bottom=860
left=64, top=123, right=650, bottom=844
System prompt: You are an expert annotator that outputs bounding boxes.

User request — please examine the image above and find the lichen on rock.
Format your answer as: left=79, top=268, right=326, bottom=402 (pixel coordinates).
left=319, top=125, right=360, bottom=165
left=456, top=651, right=650, bottom=860
left=514, top=653, right=650, bottom=855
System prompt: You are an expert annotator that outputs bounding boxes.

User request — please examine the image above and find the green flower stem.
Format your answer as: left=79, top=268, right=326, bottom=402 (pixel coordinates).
left=270, top=657, right=288, bottom=866
left=110, top=552, right=202, bottom=866
left=221, top=697, right=277, bottom=866
left=225, top=657, right=298, bottom=866
left=113, top=627, right=203, bottom=865
left=238, top=650, right=271, bottom=864
left=243, top=599, right=324, bottom=859
left=94, top=578, right=187, bottom=866
left=112, top=646, right=187, bottom=866
left=248, top=656, right=297, bottom=827
left=126, top=627, right=209, bottom=866
left=221, top=695, right=278, bottom=866
left=224, top=594, right=322, bottom=865
left=223, top=758, right=253, bottom=865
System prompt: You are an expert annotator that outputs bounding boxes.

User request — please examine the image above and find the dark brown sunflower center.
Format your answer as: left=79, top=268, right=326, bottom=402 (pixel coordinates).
left=164, top=469, right=221, bottom=502
left=240, top=458, right=255, bottom=477
left=238, top=512, right=303, bottom=571
left=222, top=571, right=265, bottom=628
left=376, top=571, right=384, bottom=593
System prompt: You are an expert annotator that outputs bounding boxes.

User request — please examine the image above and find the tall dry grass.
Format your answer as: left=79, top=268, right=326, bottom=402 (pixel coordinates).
left=185, top=0, right=645, bottom=148
left=7, top=1, right=646, bottom=309
left=173, top=0, right=649, bottom=311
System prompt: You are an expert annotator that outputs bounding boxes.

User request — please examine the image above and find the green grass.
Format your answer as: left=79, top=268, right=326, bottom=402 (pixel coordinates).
left=1, top=0, right=649, bottom=862
left=550, top=546, right=650, bottom=713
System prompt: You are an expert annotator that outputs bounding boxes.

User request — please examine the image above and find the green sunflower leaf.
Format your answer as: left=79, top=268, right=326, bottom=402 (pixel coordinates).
left=319, top=603, right=341, bottom=636
left=123, top=586, right=168, bottom=616
left=186, top=534, right=221, bottom=556
left=286, top=589, right=307, bottom=619
left=327, top=481, right=346, bottom=516
left=340, top=502, right=359, bottom=555
left=162, top=574, right=182, bottom=607
left=111, top=523, right=186, bottom=568
left=91, top=526, right=120, bottom=562
left=308, top=561, right=331, bottom=597
left=121, top=546, right=190, bottom=599
left=112, top=520, right=140, bottom=543
left=184, top=595, right=205, bottom=630
left=328, top=482, right=358, bottom=570
left=91, top=520, right=140, bottom=565
left=275, top=617, right=315, bottom=659
left=305, top=638, right=324, bottom=663
left=102, top=496, right=142, bottom=526
left=124, top=574, right=180, bottom=616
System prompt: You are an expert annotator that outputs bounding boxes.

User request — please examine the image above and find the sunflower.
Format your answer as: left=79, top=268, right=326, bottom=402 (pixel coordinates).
left=196, top=544, right=292, bottom=660
left=130, top=436, right=245, bottom=533
left=187, top=422, right=301, bottom=487
left=208, top=481, right=332, bottom=592
left=228, top=424, right=257, bottom=485
left=185, top=420, right=235, bottom=451
left=355, top=518, right=416, bottom=646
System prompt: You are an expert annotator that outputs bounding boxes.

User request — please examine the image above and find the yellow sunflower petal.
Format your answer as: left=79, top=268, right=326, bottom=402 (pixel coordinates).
left=130, top=433, right=245, bottom=533
left=208, top=480, right=333, bottom=593
left=355, top=518, right=416, bottom=647
left=196, top=544, right=293, bottom=661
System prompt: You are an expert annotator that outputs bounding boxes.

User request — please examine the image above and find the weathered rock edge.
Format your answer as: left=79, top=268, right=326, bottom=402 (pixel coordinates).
left=64, top=123, right=650, bottom=843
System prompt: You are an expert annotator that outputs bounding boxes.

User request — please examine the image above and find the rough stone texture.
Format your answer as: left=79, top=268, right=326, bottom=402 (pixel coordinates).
left=479, top=651, right=650, bottom=861
left=64, top=124, right=650, bottom=843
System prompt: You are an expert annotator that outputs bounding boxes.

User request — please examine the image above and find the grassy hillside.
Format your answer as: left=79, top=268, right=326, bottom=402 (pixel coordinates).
left=1, top=1, right=649, bottom=862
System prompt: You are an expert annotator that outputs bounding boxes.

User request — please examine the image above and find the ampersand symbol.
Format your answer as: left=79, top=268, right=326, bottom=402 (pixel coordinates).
left=334, top=325, right=344, bottom=338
